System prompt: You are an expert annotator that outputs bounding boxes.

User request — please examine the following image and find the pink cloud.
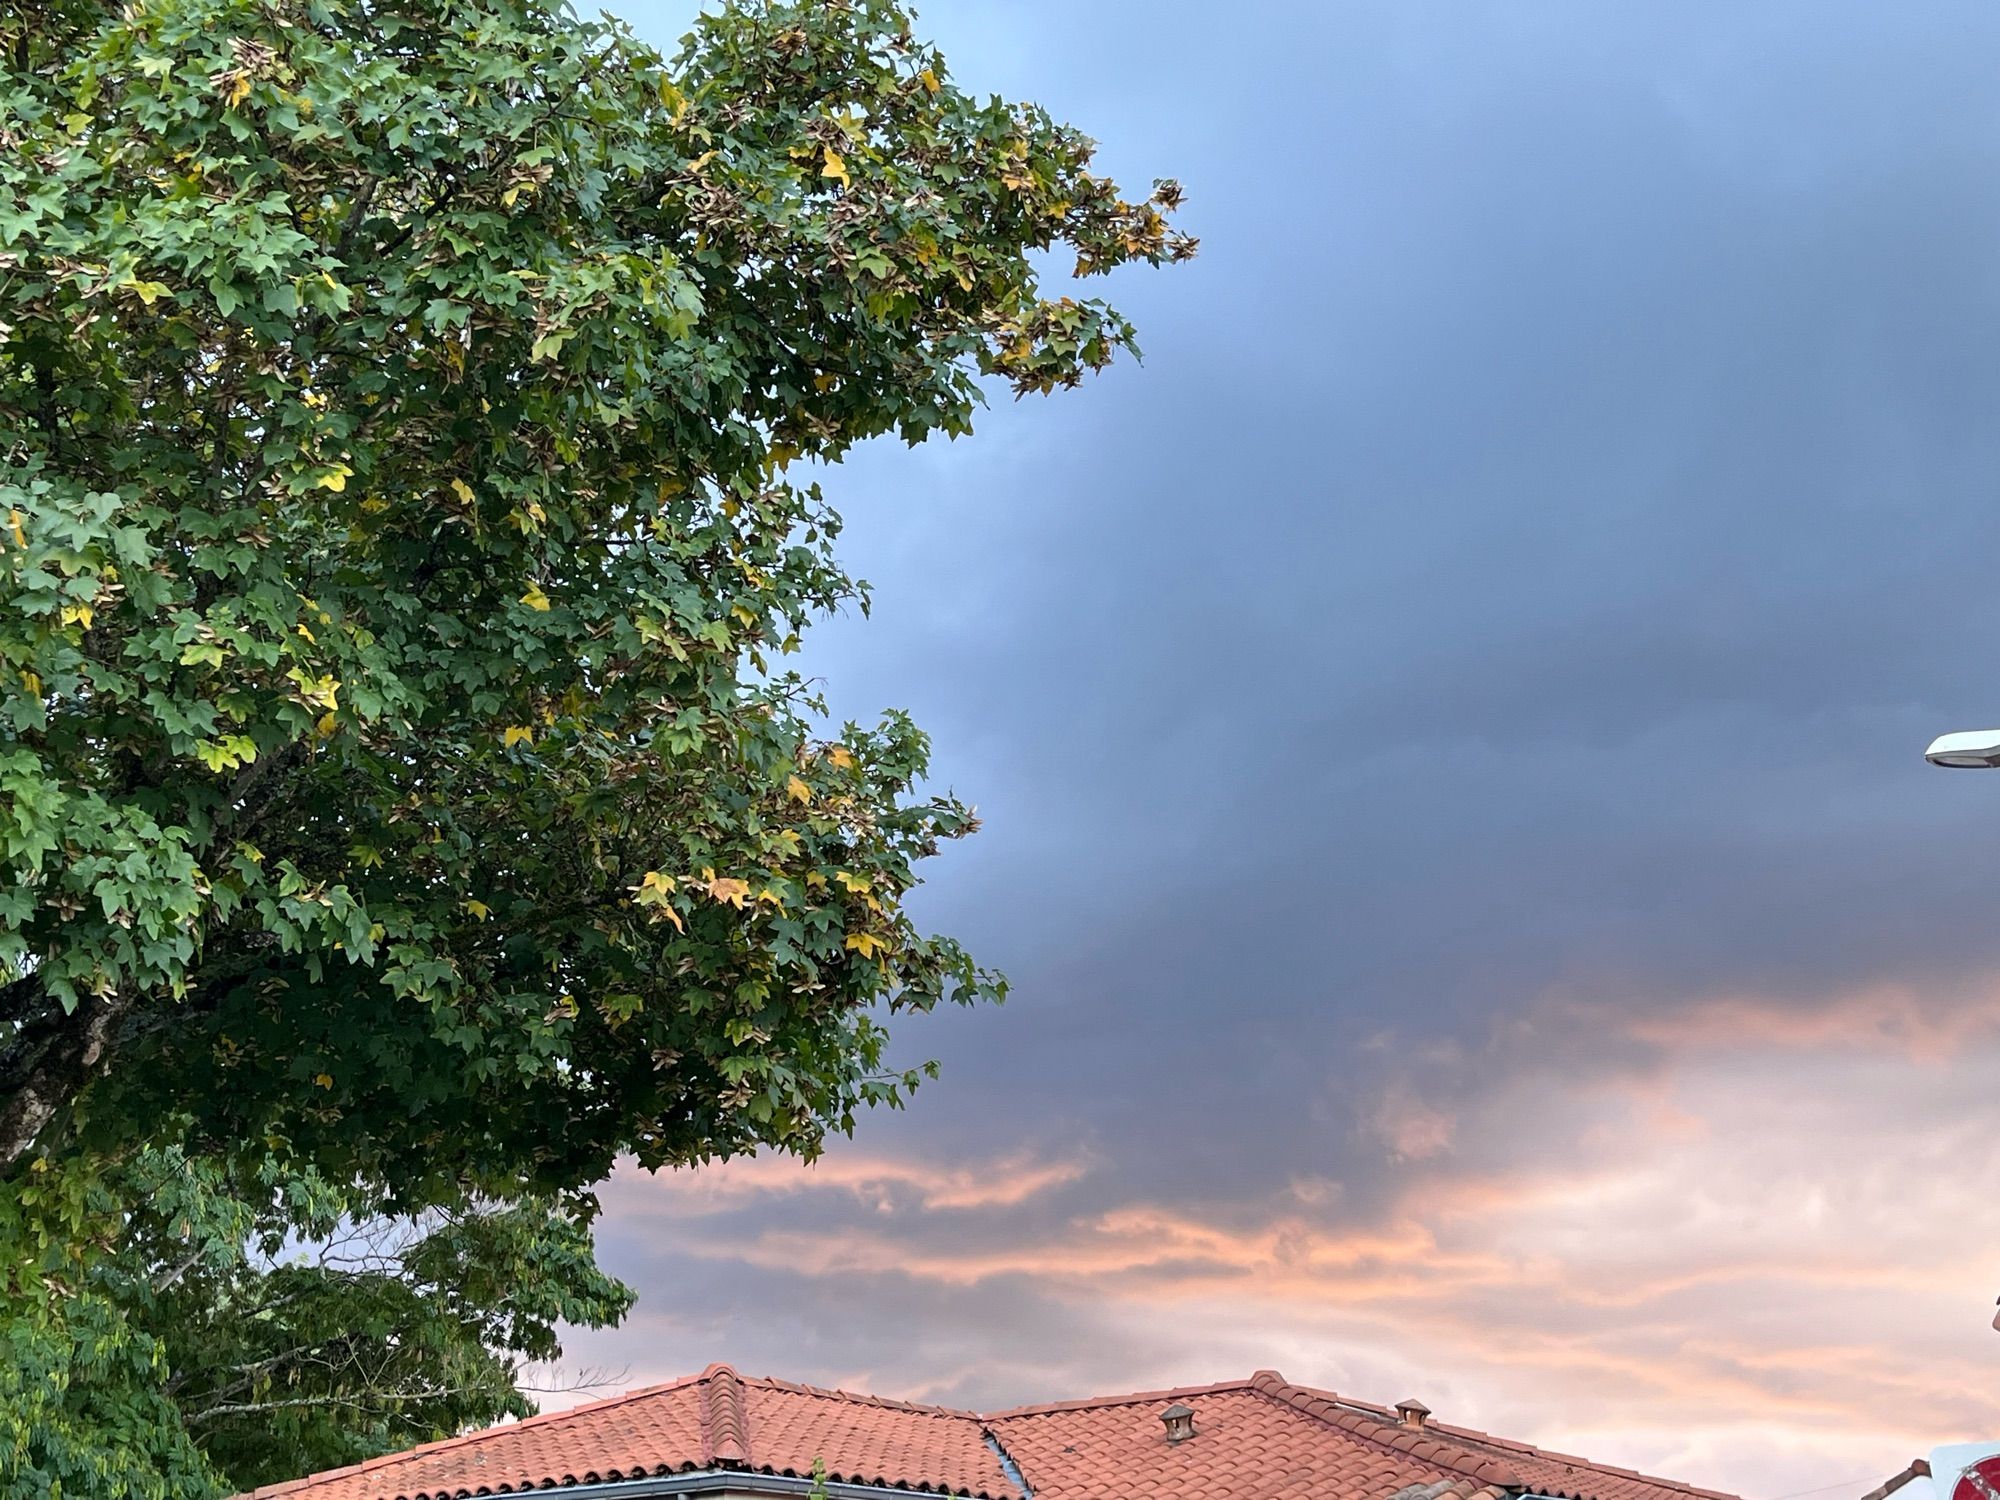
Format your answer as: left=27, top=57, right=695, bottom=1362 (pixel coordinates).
left=605, top=1147, right=1090, bottom=1217
left=1621, top=981, right=2000, bottom=1063
left=581, top=980, right=2000, bottom=1500
left=1369, top=1081, right=1459, bottom=1160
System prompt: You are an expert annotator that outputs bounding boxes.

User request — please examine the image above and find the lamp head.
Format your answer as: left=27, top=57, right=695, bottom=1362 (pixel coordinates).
left=1926, top=731, right=2000, bottom=768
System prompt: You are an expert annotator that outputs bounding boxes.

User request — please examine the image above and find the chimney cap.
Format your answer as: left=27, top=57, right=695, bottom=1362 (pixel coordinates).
left=1159, top=1402, right=1197, bottom=1442
left=1395, top=1398, right=1432, bottom=1429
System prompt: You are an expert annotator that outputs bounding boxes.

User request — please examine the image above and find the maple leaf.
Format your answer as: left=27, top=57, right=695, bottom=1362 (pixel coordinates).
left=705, top=875, right=752, bottom=908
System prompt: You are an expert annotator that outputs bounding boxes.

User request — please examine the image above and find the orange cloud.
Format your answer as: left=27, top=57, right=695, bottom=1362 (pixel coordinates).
left=1613, top=980, right=2000, bottom=1063
left=606, top=1146, right=1090, bottom=1217
left=587, top=982, right=2000, bottom=1500
left=1369, top=1081, right=1459, bottom=1161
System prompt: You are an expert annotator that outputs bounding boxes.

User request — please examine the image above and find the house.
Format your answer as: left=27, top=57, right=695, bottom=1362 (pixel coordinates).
left=244, top=1364, right=1741, bottom=1500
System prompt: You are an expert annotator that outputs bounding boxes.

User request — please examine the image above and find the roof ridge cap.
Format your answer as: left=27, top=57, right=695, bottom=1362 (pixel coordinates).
left=242, top=1370, right=720, bottom=1496
left=983, top=1376, right=1259, bottom=1420
left=749, top=1373, right=982, bottom=1421
left=1425, top=1416, right=1745, bottom=1500
left=1246, top=1374, right=1524, bottom=1491
left=1260, top=1378, right=1744, bottom=1500
left=702, top=1364, right=752, bottom=1466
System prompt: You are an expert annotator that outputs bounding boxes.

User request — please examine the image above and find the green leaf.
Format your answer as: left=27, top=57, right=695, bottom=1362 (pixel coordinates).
left=0, top=0, right=1188, bottom=1486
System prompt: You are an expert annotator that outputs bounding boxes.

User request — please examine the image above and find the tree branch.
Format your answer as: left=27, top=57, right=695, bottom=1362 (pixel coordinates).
left=0, top=986, right=126, bottom=1174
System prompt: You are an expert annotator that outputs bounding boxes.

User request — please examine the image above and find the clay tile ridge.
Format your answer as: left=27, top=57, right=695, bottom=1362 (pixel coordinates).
left=700, top=1362, right=752, bottom=1466
left=753, top=1374, right=979, bottom=1420
left=1243, top=1371, right=1525, bottom=1491
left=984, top=1376, right=1260, bottom=1419
left=1246, top=1373, right=1744, bottom=1500
left=244, top=1369, right=721, bottom=1499
left=1429, top=1415, right=1740, bottom=1500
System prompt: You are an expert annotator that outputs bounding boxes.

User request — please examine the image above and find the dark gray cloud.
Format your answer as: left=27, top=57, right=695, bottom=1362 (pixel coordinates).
left=579, top=4, right=2000, bottom=1492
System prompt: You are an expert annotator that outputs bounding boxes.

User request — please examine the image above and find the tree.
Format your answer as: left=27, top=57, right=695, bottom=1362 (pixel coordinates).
left=4, top=1146, right=632, bottom=1494
left=0, top=0, right=1190, bottom=1488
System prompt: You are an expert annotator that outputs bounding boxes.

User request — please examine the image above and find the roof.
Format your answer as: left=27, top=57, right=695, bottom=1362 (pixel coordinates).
left=244, top=1366, right=1013, bottom=1500
left=245, top=1364, right=1744, bottom=1500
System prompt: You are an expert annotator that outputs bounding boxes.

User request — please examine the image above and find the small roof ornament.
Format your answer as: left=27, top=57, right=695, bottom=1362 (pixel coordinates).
left=1159, top=1402, right=1197, bottom=1443
left=1395, top=1398, right=1432, bottom=1431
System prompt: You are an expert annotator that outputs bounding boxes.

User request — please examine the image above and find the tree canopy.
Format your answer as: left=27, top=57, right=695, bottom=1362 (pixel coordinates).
left=0, top=0, right=1190, bottom=1489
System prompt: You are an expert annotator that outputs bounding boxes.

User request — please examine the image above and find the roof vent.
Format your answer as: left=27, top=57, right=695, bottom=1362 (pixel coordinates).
left=1395, top=1398, right=1432, bottom=1431
left=1160, top=1402, right=1197, bottom=1443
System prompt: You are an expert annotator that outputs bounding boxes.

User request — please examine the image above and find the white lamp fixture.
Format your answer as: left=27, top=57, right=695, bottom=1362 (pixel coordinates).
left=1926, top=731, right=2000, bottom=768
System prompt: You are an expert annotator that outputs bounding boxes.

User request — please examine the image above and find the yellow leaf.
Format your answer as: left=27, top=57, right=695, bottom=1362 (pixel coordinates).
left=287, top=670, right=340, bottom=710
left=918, top=67, right=940, bottom=94
left=59, top=604, right=93, bottom=630
left=450, top=477, right=475, bottom=504
left=704, top=875, right=752, bottom=908
left=786, top=774, right=812, bottom=804
left=313, top=1072, right=333, bottom=1088
left=228, top=74, right=251, bottom=108
left=520, top=582, right=552, bottom=612
left=462, top=899, right=491, bottom=920
left=20, top=670, right=41, bottom=697
left=7, top=510, right=23, bottom=548
left=315, top=711, right=337, bottom=737
left=825, top=745, right=855, bottom=769
left=315, top=464, right=351, bottom=492
left=821, top=147, right=850, bottom=188
left=804, top=870, right=828, bottom=890
left=502, top=725, right=534, bottom=747
left=844, top=932, right=889, bottom=958
left=630, top=873, right=688, bottom=930
left=834, top=870, right=871, bottom=894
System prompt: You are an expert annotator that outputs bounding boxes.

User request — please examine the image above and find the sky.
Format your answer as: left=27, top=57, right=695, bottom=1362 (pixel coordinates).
left=560, top=5, right=2000, bottom=1497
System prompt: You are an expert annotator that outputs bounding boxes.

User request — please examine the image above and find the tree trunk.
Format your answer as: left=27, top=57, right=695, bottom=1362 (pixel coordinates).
left=0, top=985, right=126, bottom=1175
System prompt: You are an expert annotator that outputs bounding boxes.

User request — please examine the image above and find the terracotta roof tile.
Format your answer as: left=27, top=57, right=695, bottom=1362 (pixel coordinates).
left=1233, top=1376, right=1739, bottom=1500
left=245, top=1366, right=1742, bottom=1500
left=989, top=1383, right=1461, bottom=1500
left=245, top=1366, right=1015, bottom=1500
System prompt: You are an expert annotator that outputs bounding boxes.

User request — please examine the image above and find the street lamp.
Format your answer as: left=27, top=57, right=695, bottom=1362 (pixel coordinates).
left=1925, top=730, right=2000, bottom=768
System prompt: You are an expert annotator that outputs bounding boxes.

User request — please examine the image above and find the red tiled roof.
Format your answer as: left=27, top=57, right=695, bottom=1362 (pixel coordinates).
left=245, top=1365, right=1743, bottom=1500
left=245, top=1364, right=1015, bottom=1500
